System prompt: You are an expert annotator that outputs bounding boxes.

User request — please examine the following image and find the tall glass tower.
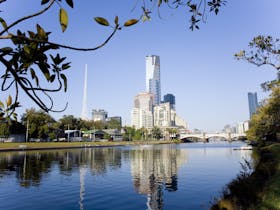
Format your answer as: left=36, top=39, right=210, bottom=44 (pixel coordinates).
left=163, top=94, right=175, bottom=110
left=146, top=55, right=161, bottom=105
left=248, top=92, right=258, bottom=118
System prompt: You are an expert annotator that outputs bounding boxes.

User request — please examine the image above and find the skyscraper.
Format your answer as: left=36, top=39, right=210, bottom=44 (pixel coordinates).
left=146, top=55, right=161, bottom=105
left=163, top=94, right=175, bottom=110
left=248, top=92, right=258, bottom=118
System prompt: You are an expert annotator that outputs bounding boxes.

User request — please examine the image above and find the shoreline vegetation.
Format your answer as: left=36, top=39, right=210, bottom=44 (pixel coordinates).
left=0, top=140, right=180, bottom=152
left=211, top=142, right=280, bottom=210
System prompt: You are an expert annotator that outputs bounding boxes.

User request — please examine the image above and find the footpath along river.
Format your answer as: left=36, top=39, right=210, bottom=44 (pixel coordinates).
left=0, top=141, right=251, bottom=210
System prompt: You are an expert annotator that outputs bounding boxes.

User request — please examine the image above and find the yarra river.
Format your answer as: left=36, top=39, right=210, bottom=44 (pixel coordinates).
left=0, top=142, right=252, bottom=210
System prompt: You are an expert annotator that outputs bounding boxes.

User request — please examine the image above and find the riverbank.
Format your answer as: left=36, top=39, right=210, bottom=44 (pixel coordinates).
left=211, top=142, right=280, bottom=210
left=0, top=140, right=180, bottom=152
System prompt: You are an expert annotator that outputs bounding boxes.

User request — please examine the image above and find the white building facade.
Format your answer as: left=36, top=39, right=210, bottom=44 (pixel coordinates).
left=237, top=121, right=249, bottom=134
left=131, top=92, right=154, bottom=129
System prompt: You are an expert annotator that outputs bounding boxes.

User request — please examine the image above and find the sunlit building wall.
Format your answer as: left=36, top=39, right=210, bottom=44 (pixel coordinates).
left=153, top=102, right=171, bottom=127
left=131, top=92, right=154, bottom=128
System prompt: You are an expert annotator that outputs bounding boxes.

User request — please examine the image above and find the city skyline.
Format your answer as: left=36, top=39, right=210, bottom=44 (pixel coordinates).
left=3, top=1, right=279, bottom=132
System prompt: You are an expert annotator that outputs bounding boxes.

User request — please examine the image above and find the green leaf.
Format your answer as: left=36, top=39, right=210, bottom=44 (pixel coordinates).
left=6, top=95, right=12, bottom=107
left=49, top=75, right=56, bottom=82
left=36, top=24, right=46, bottom=39
left=65, top=0, right=74, bottom=8
left=12, top=112, right=18, bottom=121
left=124, top=19, right=139, bottom=27
left=41, top=0, right=50, bottom=5
left=23, top=46, right=30, bottom=54
left=62, top=62, right=71, bottom=70
left=60, top=74, right=67, bottom=92
left=0, top=101, right=4, bottom=109
left=0, top=47, right=13, bottom=53
left=94, top=17, right=110, bottom=26
left=59, top=8, right=68, bottom=32
left=114, top=16, right=119, bottom=25
left=30, top=68, right=36, bottom=79
left=0, top=17, right=7, bottom=29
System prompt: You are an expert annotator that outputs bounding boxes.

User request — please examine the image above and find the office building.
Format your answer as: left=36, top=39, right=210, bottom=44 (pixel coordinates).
left=175, top=115, right=188, bottom=129
left=248, top=92, right=258, bottom=118
left=92, top=109, right=108, bottom=122
left=106, top=116, right=122, bottom=127
left=146, top=55, right=161, bottom=105
left=237, top=121, right=249, bottom=134
left=163, top=94, right=175, bottom=110
left=154, top=102, right=171, bottom=127
left=131, top=92, right=154, bottom=128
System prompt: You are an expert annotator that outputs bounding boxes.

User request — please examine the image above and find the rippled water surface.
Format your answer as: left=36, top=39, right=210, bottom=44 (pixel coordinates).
left=0, top=142, right=251, bottom=210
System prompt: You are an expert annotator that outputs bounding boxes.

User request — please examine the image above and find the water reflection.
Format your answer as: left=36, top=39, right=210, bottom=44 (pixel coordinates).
left=0, top=148, right=123, bottom=187
left=0, top=143, right=248, bottom=210
left=130, top=145, right=187, bottom=210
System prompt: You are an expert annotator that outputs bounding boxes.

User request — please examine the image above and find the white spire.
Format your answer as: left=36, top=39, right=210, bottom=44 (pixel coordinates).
left=81, top=64, right=88, bottom=120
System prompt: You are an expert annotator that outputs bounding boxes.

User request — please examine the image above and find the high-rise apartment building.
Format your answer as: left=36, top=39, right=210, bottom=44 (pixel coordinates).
left=163, top=94, right=175, bottom=110
left=131, top=92, right=154, bottom=129
left=248, top=92, right=258, bottom=118
left=146, top=55, right=161, bottom=105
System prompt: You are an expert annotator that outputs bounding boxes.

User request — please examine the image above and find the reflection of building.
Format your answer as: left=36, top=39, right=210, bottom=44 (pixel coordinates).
left=146, top=55, right=161, bottom=105
left=92, top=109, right=108, bottom=122
left=130, top=146, right=187, bottom=209
left=248, top=92, right=258, bottom=118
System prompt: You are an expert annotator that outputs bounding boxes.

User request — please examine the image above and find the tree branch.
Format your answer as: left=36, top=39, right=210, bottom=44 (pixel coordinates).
left=11, top=25, right=119, bottom=51
left=0, top=0, right=55, bottom=36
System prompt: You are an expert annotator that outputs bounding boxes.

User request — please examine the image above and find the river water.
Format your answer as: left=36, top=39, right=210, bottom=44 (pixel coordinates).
left=0, top=142, right=251, bottom=210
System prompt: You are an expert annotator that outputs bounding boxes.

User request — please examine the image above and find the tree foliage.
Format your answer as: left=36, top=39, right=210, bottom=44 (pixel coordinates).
left=246, top=86, right=280, bottom=141
left=151, top=126, right=162, bottom=140
left=235, top=35, right=280, bottom=91
left=0, top=0, right=225, bottom=120
left=21, top=108, right=55, bottom=140
left=236, top=35, right=280, bottom=142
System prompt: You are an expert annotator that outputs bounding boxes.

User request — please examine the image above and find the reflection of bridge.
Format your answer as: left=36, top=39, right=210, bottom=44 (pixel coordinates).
left=180, top=133, right=246, bottom=142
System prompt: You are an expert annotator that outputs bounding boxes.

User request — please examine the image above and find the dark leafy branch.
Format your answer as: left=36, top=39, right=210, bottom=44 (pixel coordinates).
left=235, top=35, right=280, bottom=91
left=0, top=0, right=225, bottom=121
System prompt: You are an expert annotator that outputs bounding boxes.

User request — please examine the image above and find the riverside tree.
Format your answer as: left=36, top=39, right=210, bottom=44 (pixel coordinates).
left=0, top=0, right=225, bottom=121
left=235, top=35, right=280, bottom=142
left=21, top=108, right=56, bottom=140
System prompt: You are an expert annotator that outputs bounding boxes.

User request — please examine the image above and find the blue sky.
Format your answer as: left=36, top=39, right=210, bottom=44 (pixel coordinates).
left=1, top=0, right=279, bottom=131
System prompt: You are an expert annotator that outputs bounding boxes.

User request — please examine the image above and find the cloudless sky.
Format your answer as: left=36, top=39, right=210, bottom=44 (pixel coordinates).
left=1, top=0, right=279, bottom=132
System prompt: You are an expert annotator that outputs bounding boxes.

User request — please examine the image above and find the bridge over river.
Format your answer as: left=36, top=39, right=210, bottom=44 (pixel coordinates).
left=180, top=133, right=246, bottom=142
